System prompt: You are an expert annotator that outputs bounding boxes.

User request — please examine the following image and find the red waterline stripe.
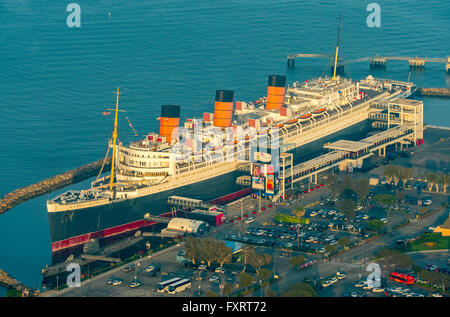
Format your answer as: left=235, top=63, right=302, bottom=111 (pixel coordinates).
left=51, top=210, right=175, bottom=252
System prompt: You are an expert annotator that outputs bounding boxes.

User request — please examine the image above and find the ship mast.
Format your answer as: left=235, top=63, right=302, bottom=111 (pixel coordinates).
left=332, top=16, right=342, bottom=80
left=110, top=87, right=120, bottom=190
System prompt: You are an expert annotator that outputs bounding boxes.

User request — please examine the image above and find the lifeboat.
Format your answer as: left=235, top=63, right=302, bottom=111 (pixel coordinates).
left=300, top=113, right=312, bottom=119
left=274, top=124, right=284, bottom=128
left=286, top=118, right=298, bottom=124
left=313, top=108, right=326, bottom=114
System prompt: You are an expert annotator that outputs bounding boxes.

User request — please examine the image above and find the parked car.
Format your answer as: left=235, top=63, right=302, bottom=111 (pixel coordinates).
left=129, top=279, right=141, bottom=288
left=209, top=274, right=220, bottom=282
left=123, top=264, right=135, bottom=273
left=144, top=263, right=161, bottom=273
left=107, top=277, right=122, bottom=286
left=420, top=195, right=432, bottom=206
left=245, top=217, right=255, bottom=224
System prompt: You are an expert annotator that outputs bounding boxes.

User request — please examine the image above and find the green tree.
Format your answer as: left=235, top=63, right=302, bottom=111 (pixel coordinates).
left=241, top=245, right=256, bottom=273
left=337, top=199, right=356, bottom=224
left=384, top=165, right=396, bottom=184
left=337, top=236, right=350, bottom=247
left=257, top=268, right=272, bottom=281
left=289, top=255, right=306, bottom=270
left=426, top=172, right=439, bottom=192
left=368, top=219, right=385, bottom=234
left=247, top=253, right=272, bottom=275
left=440, top=174, right=449, bottom=193
left=399, top=167, right=413, bottom=187
left=215, top=240, right=233, bottom=267
left=282, top=282, right=317, bottom=297
left=184, top=236, right=201, bottom=264
left=327, top=175, right=340, bottom=199
left=354, top=178, right=370, bottom=202
left=223, top=283, right=233, bottom=296
left=325, top=245, right=336, bottom=253
left=239, top=272, right=254, bottom=291
left=199, top=238, right=217, bottom=266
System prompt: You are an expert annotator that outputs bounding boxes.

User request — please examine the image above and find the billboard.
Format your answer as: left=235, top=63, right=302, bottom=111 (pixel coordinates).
left=253, top=151, right=272, bottom=163
left=266, top=174, right=275, bottom=195
left=252, top=177, right=265, bottom=191
left=252, top=163, right=278, bottom=196
left=252, top=163, right=264, bottom=178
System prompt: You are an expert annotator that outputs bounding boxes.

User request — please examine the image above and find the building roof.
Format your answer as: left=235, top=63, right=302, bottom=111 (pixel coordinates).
left=323, top=139, right=371, bottom=152
left=167, top=218, right=206, bottom=232
left=389, top=99, right=422, bottom=107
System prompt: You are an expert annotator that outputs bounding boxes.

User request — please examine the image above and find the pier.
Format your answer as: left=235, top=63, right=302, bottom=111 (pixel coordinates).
left=417, top=87, right=450, bottom=97
left=288, top=54, right=450, bottom=72
left=0, top=157, right=111, bottom=215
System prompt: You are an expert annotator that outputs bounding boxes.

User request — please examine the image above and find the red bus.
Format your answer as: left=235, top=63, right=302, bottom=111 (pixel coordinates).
left=389, top=272, right=415, bottom=285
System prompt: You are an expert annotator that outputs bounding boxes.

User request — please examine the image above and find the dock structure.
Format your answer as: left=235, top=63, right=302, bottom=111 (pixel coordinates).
left=143, top=213, right=172, bottom=223
left=80, top=254, right=120, bottom=263
left=417, top=87, right=450, bottom=97
left=274, top=99, right=423, bottom=200
left=287, top=54, right=450, bottom=72
left=167, top=195, right=213, bottom=210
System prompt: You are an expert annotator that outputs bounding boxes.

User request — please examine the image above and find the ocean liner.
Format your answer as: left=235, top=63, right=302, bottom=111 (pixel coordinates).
left=46, top=32, right=417, bottom=253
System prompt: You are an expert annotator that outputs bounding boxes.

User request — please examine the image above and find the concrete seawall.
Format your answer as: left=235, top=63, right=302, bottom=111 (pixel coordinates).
left=0, top=268, right=33, bottom=296
left=0, top=157, right=111, bottom=216
left=418, top=88, right=450, bottom=97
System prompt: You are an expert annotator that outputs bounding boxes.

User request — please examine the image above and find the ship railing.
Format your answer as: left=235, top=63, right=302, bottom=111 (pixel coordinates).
left=51, top=195, right=109, bottom=206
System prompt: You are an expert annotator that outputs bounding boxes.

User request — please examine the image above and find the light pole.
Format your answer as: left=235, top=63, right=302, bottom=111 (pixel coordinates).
left=258, top=280, right=263, bottom=297
left=197, top=271, right=202, bottom=296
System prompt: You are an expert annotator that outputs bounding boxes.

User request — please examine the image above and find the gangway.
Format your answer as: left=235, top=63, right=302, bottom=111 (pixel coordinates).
left=143, top=213, right=171, bottom=223
left=168, top=196, right=207, bottom=209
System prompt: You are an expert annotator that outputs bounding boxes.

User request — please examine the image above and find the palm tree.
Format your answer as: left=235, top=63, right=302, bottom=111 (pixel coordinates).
left=440, top=174, right=449, bottom=193
left=399, top=167, right=412, bottom=187
left=426, top=172, right=439, bottom=192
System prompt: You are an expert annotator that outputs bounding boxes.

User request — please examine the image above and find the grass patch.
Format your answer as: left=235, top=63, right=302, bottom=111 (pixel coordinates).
left=404, top=233, right=450, bottom=252
left=274, top=213, right=310, bottom=224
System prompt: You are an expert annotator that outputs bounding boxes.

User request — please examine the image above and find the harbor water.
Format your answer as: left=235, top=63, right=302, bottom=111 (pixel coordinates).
left=0, top=0, right=449, bottom=292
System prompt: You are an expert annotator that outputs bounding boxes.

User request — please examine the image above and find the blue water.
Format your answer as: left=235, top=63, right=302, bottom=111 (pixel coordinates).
left=0, top=0, right=449, bottom=291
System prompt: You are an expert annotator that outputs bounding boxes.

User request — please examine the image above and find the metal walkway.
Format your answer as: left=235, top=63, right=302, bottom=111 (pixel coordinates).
left=167, top=195, right=214, bottom=210
left=143, top=213, right=171, bottom=223
left=284, top=124, right=415, bottom=185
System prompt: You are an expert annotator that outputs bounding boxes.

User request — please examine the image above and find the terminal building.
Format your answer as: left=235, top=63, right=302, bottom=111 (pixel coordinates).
left=249, top=98, right=424, bottom=200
